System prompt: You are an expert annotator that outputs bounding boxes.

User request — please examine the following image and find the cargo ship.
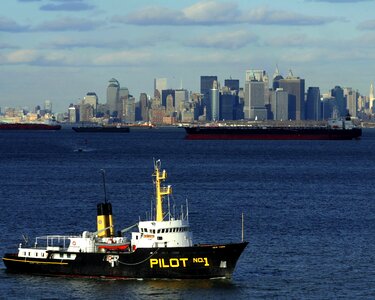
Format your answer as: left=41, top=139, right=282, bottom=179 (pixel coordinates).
left=2, top=160, right=248, bottom=279
left=184, top=116, right=362, bottom=140
left=0, top=123, right=61, bottom=131
left=72, top=125, right=129, bottom=133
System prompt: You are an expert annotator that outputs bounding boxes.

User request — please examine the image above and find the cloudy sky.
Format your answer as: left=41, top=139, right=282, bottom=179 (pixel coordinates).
left=1, top=0, right=375, bottom=112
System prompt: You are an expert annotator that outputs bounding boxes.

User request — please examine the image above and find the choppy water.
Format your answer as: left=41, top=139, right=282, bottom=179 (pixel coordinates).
left=1, top=128, right=375, bottom=299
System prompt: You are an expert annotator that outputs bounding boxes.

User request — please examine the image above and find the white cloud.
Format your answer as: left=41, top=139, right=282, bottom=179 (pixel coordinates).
left=93, top=51, right=153, bottom=66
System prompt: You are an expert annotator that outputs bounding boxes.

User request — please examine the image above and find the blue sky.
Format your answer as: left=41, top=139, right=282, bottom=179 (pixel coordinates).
left=1, top=0, right=375, bottom=112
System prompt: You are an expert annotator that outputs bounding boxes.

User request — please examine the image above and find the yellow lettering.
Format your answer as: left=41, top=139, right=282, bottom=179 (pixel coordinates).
left=170, top=258, right=179, bottom=268
left=150, top=259, right=158, bottom=268
left=204, top=257, right=209, bottom=266
left=180, top=258, right=188, bottom=267
left=193, top=258, right=198, bottom=263
left=161, top=259, right=169, bottom=268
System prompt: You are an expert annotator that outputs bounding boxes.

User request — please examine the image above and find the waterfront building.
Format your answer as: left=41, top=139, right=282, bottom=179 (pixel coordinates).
left=165, top=94, right=175, bottom=117
left=68, top=104, right=78, bottom=123
left=106, top=78, right=120, bottom=117
left=306, top=87, right=321, bottom=121
left=209, top=80, right=220, bottom=121
left=321, top=95, right=335, bottom=119
left=83, top=92, right=98, bottom=116
left=139, top=93, right=149, bottom=122
left=344, top=87, right=357, bottom=118
left=331, top=86, right=346, bottom=117
left=162, top=89, right=175, bottom=108
left=154, top=78, right=167, bottom=99
left=244, top=79, right=267, bottom=120
left=278, top=70, right=305, bottom=120
left=370, top=83, right=375, bottom=112
left=200, top=76, right=218, bottom=117
left=80, top=102, right=94, bottom=122
left=122, top=96, right=136, bottom=123
left=270, top=88, right=288, bottom=121
left=220, top=90, right=238, bottom=120
left=44, top=100, right=52, bottom=114
left=224, top=79, right=240, bottom=93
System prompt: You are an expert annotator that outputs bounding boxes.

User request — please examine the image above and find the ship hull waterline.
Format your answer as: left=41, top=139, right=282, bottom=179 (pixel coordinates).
left=3, top=242, right=248, bottom=279
left=184, top=127, right=362, bottom=140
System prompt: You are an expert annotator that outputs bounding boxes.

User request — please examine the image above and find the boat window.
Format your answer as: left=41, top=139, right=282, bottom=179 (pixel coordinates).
left=28, top=252, right=30, bottom=256
left=60, top=253, right=63, bottom=258
left=42, top=253, right=44, bottom=257
left=157, top=236, right=163, bottom=240
left=36, top=253, right=38, bottom=257
left=144, top=228, right=148, bottom=233
left=67, top=254, right=71, bottom=258
left=161, top=229, right=165, bottom=233
left=157, top=229, right=160, bottom=233
left=23, top=252, right=26, bottom=255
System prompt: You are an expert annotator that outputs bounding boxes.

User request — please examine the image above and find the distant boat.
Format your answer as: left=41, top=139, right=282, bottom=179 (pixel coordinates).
left=0, top=123, right=61, bottom=131
left=184, top=116, right=362, bottom=140
left=72, top=125, right=130, bottom=133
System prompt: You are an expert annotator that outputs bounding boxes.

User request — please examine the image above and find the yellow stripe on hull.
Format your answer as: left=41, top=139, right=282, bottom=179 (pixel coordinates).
left=3, top=257, right=68, bottom=265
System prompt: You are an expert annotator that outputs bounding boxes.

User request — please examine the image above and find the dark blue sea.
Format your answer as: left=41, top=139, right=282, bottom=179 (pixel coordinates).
left=1, top=127, right=375, bottom=299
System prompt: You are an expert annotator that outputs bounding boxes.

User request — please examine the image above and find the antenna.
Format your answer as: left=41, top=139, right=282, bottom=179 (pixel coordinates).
left=101, top=169, right=108, bottom=203
left=241, top=212, right=244, bottom=242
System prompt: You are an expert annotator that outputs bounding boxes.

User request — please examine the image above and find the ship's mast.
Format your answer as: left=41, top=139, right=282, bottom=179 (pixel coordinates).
left=153, top=160, right=172, bottom=222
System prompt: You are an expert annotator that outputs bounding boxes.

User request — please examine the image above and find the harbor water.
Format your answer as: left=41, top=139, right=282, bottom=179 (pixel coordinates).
left=1, top=128, right=375, bottom=299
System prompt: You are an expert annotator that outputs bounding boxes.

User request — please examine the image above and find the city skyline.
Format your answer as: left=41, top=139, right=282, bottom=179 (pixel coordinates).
left=1, top=0, right=375, bottom=112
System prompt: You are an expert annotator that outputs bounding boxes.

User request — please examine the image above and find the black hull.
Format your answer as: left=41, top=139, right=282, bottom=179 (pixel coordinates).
left=72, top=127, right=130, bottom=133
left=3, top=242, right=248, bottom=279
left=184, top=127, right=362, bottom=140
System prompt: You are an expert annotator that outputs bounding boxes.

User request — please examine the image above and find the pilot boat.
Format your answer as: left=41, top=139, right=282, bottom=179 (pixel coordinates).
left=3, top=160, right=248, bottom=279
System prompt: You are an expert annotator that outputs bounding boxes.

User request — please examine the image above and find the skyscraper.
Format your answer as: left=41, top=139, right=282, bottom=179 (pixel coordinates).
left=369, top=83, right=375, bottom=112
left=331, top=86, right=346, bottom=117
left=154, top=78, right=167, bottom=99
left=344, top=87, right=357, bottom=117
left=278, top=71, right=305, bottom=120
left=209, top=80, right=220, bottom=121
left=244, top=79, right=267, bottom=120
left=106, top=78, right=120, bottom=117
left=224, top=79, right=240, bottom=93
left=306, top=87, right=321, bottom=120
left=270, top=88, right=288, bottom=121
left=44, top=100, right=52, bottom=114
left=200, top=76, right=217, bottom=117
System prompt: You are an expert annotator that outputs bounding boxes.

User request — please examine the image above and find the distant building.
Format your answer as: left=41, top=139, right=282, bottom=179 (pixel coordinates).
left=224, top=79, right=240, bottom=93
left=209, top=80, right=220, bottom=121
left=154, top=78, right=167, bottom=99
left=220, top=91, right=239, bottom=120
left=139, top=93, right=149, bottom=122
left=106, top=78, right=120, bottom=117
left=200, top=76, right=217, bottom=117
left=331, top=86, right=346, bottom=117
left=244, top=79, right=267, bottom=120
left=369, top=83, right=374, bottom=112
left=161, top=89, right=175, bottom=108
left=270, top=88, right=288, bottom=121
left=306, top=87, right=321, bottom=120
left=83, top=92, right=98, bottom=116
left=68, top=104, right=79, bottom=123
left=344, top=87, right=357, bottom=118
left=278, top=71, right=305, bottom=120
left=44, top=100, right=52, bottom=114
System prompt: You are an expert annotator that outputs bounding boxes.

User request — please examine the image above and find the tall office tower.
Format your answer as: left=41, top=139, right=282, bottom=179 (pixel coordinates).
left=306, top=87, right=321, bottom=121
left=344, top=87, right=358, bottom=117
left=321, top=95, right=336, bottom=119
left=44, top=100, right=52, bottom=114
left=278, top=70, right=305, bottom=120
left=270, top=88, right=289, bottom=121
left=220, top=90, right=238, bottom=120
left=224, top=79, right=240, bottom=93
left=209, top=80, right=220, bottom=121
left=244, top=79, right=267, bottom=120
left=106, top=78, right=120, bottom=117
left=119, top=87, right=130, bottom=120
left=161, top=89, right=175, bottom=108
left=68, top=105, right=78, bottom=123
left=331, top=86, right=346, bottom=117
left=165, top=94, right=175, bottom=116
left=175, top=89, right=189, bottom=120
left=369, top=83, right=375, bottom=112
left=123, top=96, right=135, bottom=123
left=80, top=102, right=94, bottom=122
left=139, top=93, right=149, bottom=122
left=200, top=76, right=218, bottom=116
left=154, top=78, right=167, bottom=99
left=83, top=92, right=98, bottom=115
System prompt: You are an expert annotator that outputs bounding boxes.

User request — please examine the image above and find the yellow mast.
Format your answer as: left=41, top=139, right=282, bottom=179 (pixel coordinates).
left=153, top=160, right=172, bottom=222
